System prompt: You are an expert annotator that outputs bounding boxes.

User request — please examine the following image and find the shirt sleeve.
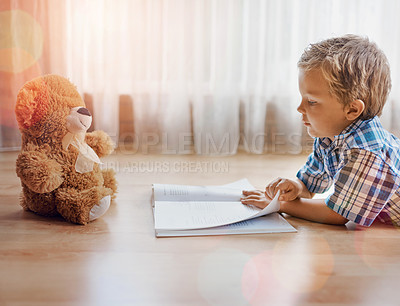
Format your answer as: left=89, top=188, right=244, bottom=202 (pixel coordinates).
left=326, top=149, right=398, bottom=226
left=296, top=141, right=332, bottom=194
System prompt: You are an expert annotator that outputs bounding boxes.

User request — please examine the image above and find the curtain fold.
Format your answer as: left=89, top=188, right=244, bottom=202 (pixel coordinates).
left=1, top=0, right=400, bottom=154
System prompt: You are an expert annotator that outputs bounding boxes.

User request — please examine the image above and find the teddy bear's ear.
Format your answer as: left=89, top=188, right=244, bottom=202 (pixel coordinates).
left=15, top=77, right=49, bottom=130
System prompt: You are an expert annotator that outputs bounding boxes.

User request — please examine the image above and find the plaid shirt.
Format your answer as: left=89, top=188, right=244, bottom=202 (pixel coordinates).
left=297, top=116, right=400, bottom=226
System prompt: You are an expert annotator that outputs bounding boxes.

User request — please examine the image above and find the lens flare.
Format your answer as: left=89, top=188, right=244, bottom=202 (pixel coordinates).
left=271, top=235, right=334, bottom=294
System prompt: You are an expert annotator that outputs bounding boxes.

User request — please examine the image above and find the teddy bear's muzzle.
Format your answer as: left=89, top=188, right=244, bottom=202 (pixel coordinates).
left=67, top=107, right=92, bottom=133
left=63, top=106, right=101, bottom=174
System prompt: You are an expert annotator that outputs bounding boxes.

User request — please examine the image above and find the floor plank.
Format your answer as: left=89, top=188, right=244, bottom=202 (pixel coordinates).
left=1, top=151, right=399, bottom=305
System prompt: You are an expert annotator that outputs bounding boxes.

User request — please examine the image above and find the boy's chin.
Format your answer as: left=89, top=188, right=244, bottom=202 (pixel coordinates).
left=306, top=127, right=317, bottom=138
left=306, top=128, right=333, bottom=140
left=306, top=127, right=321, bottom=139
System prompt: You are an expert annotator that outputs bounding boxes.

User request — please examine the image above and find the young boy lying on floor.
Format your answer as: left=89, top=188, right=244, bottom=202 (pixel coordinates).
left=242, top=35, right=400, bottom=227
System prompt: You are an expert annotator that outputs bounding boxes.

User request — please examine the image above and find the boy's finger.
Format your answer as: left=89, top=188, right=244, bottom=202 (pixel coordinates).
left=264, top=192, right=274, bottom=201
left=241, top=195, right=262, bottom=201
left=266, top=180, right=280, bottom=198
left=241, top=199, right=268, bottom=209
left=242, top=190, right=262, bottom=196
left=276, top=180, right=292, bottom=192
left=242, top=190, right=257, bottom=194
left=277, top=189, right=297, bottom=201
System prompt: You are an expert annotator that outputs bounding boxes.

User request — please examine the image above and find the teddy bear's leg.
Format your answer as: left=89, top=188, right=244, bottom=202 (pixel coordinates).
left=55, top=186, right=113, bottom=224
left=102, top=168, right=117, bottom=199
left=89, top=195, right=111, bottom=221
left=20, top=184, right=58, bottom=216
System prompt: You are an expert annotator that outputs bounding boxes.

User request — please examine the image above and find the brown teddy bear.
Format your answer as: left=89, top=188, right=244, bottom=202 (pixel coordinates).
left=15, top=75, right=117, bottom=224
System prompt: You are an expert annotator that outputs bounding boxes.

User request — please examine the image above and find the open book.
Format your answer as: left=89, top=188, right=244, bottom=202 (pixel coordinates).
left=152, top=179, right=296, bottom=237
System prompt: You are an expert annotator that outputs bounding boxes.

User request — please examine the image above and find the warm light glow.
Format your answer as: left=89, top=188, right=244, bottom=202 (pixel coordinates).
left=0, top=10, right=43, bottom=73
left=354, top=226, right=400, bottom=271
left=271, top=235, right=334, bottom=294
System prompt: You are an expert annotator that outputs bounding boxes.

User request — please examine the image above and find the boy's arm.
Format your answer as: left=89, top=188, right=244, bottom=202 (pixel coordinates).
left=279, top=197, right=348, bottom=225
left=277, top=178, right=349, bottom=225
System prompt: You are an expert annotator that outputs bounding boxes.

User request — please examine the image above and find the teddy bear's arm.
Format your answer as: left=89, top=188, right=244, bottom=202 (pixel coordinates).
left=16, top=150, right=64, bottom=194
left=85, top=130, right=115, bottom=157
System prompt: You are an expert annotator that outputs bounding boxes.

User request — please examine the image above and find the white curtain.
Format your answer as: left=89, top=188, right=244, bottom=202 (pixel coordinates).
left=2, top=0, right=400, bottom=154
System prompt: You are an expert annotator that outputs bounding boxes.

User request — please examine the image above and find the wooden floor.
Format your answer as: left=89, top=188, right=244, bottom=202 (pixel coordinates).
left=1, top=150, right=400, bottom=305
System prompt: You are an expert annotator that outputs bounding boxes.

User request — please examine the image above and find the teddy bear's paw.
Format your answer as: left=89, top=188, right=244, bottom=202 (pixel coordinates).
left=102, top=168, right=117, bottom=197
left=89, top=195, right=111, bottom=221
left=85, top=130, right=115, bottom=157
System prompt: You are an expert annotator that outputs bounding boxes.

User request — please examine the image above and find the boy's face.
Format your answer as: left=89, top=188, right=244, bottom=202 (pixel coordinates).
left=297, top=68, right=352, bottom=140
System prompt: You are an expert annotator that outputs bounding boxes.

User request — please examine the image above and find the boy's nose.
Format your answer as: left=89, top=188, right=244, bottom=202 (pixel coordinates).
left=297, top=102, right=305, bottom=114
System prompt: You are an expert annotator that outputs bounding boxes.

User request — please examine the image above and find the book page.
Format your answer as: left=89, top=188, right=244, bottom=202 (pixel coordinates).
left=153, top=185, right=242, bottom=202
left=153, top=178, right=255, bottom=202
left=154, top=191, right=281, bottom=230
left=156, top=213, right=296, bottom=237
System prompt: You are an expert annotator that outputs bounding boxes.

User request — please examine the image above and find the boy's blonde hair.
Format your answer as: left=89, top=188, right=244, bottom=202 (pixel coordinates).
left=298, top=34, right=391, bottom=119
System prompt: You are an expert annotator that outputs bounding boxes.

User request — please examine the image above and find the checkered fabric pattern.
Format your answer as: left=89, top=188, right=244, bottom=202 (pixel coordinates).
left=297, top=117, right=400, bottom=226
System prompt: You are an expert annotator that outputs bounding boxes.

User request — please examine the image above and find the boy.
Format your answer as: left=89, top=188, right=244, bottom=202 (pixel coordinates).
left=241, top=34, right=400, bottom=227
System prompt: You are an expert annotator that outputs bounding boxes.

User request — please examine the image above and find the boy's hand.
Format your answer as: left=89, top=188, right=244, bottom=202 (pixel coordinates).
left=265, top=178, right=302, bottom=202
left=241, top=190, right=270, bottom=209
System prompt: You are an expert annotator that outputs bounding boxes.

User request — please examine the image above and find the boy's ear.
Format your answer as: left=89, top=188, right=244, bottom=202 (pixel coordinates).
left=345, top=99, right=365, bottom=120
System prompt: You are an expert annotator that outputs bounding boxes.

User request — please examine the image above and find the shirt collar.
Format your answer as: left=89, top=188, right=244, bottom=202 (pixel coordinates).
left=318, top=118, right=367, bottom=150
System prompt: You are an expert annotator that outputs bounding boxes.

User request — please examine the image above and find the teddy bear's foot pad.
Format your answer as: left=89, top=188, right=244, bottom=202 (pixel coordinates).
left=89, top=195, right=111, bottom=221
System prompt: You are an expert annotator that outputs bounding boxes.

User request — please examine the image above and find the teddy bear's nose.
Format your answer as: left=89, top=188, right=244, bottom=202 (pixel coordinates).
left=77, top=107, right=91, bottom=116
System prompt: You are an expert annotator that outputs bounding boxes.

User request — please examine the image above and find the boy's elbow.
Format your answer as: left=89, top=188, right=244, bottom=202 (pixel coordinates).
left=328, top=211, right=348, bottom=225
left=333, top=218, right=348, bottom=225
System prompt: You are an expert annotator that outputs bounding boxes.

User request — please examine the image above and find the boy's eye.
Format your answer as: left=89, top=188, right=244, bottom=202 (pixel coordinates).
left=308, top=100, right=317, bottom=105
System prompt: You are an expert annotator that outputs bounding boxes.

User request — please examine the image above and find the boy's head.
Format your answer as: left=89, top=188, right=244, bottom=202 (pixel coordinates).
left=298, top=34, right=391, bottom=120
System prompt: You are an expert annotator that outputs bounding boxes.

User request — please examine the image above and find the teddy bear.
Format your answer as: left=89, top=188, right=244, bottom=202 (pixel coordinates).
left=15, top=74, right=117, bottom=224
